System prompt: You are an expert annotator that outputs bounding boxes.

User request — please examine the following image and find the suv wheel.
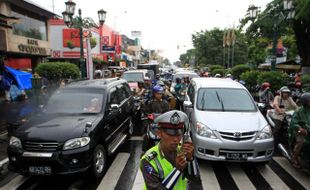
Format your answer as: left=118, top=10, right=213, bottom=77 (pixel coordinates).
left=91, top=144, right=107, bottom=178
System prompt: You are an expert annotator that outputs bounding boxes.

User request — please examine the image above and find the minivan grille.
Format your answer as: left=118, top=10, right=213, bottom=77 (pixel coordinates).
left=218, top=131, right=256, bottom=141
left=23, top=141, right=59, bottom=152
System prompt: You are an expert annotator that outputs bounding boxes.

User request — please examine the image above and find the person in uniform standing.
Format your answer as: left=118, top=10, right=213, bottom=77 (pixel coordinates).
left=140, top=110, right=200, bottom=190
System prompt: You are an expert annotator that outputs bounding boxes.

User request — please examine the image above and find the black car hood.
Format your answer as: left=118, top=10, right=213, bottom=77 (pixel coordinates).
left=15, top=113, right=100, bottom=143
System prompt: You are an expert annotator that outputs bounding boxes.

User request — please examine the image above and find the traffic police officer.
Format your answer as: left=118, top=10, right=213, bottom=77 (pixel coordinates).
left=140, top=110, right=199, bottom=190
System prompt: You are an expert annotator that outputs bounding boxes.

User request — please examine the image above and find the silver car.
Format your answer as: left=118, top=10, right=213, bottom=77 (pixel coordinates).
left=184, top=78, right=274, bottom=163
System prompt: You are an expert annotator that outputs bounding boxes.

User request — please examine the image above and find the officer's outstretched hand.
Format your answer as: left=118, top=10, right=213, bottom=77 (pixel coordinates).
left=176, top=152, right=187, bottom=171
left=181, top=142, right=194, bottom=161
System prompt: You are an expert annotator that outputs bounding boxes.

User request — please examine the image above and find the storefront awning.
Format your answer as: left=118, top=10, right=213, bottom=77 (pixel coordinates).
left=5, top=66, right=32, bottom=90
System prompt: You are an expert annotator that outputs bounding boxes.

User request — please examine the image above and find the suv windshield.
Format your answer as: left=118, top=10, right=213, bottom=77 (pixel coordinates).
left=197, top=88, right=256, bottom=112
left=122, top=73, right=144, bottom=82
left=46, top=89, right=104, bottom=114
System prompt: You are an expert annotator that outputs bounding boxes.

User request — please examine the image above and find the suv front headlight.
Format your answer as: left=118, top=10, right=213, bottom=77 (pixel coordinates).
left=63, top=137, right=90, bottom=150
left=9, top=136, right=22, bottom=149
left=196, top=122, right=217, bottom=139
left=256, top=125, right=273, bottom=140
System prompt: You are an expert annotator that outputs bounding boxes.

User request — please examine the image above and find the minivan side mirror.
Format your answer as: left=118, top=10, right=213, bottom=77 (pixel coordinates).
left=183, top=101, right=193, bottom=108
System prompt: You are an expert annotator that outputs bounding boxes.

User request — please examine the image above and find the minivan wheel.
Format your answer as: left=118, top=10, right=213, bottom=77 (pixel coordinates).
left=91, top=144, right=107, bottom=178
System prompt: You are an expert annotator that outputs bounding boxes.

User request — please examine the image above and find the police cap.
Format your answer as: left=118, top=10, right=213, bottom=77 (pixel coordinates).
left=154, top=110, right=188, bottom=136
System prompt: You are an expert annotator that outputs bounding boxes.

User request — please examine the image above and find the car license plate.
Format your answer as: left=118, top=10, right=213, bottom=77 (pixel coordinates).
left=29, top=166, right=52, bottom=175
left=226, top=153, right=248, bottom=160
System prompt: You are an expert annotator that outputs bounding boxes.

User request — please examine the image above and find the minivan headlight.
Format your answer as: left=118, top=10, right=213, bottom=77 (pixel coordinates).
left=256, top=125, right=273, bottom=140
left=63, top=137, right=90, bottom=150
left=196, top=122, right=217, bottom=139
left=9, top=136, right=22, bottom=148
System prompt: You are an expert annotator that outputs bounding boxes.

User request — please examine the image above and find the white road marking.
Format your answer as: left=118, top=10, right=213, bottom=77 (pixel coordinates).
left=273, top=157, right=310, bottom=189
left=258, top=164, right=290, bottom=190
left=0, top=157, right=9, bottom=168
left=199, top=163, right=221, bottom=190
left=1, top=175, right=29, bottom=190
left=97, top=153, right=130, bottom=190
left=132, top=169, right=144, bottom=190
left=227, top=164, right=256, bottom=190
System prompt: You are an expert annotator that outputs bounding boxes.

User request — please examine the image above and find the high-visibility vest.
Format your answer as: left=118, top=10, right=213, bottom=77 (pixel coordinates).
left=141, top=144, right=187, bottom=190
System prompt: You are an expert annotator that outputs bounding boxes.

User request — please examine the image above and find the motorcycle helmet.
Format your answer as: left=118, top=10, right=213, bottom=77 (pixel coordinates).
left=295, top=81, right=302, bottom=88
left=300, top=93, right=310, bottom=107
left=262, top=82, right=271, bottom=89
left=280, top=86, right=291, bottom=94
left=214, top=73, right=221, bottom=78
left=153, top=85, right=164, bottom=94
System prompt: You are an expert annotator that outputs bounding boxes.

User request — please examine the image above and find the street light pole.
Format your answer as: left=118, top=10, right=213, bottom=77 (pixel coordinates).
left=78, top=9, right=86, bottom=78
left=62, top=0, right=107, bottom=79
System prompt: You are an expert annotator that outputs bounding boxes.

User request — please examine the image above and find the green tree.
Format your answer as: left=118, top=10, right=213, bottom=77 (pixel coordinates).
left=240, top=70, right=261, bottom=93
left=192, top=28, right=248, bottom=67
left=230, top=64, right=251, bottom=80
left=241, top=0, right=309, bottom=73
left=257, top=71, right=289, bottom=92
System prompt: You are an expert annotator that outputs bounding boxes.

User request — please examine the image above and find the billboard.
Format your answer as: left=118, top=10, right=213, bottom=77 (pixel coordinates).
left=131, top=31, right=142, bottom=38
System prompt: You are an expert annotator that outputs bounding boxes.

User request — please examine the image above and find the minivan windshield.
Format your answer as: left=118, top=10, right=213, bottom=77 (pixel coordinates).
left=46, top=89, right=104, bottom=114
left=197, top=88, right=256, bottom=112
left=122, top=73, right=144, bottom=82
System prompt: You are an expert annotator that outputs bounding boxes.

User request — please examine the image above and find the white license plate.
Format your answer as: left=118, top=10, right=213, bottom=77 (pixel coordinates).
left=226, top=153, right=248, bottom=160
left=29, top=166, right=52, bottom=175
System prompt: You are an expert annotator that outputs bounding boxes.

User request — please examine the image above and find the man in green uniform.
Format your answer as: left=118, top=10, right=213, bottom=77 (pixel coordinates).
left=140, top=110, right=200, bottom=190
left=289, top=93, right=310, bottom=168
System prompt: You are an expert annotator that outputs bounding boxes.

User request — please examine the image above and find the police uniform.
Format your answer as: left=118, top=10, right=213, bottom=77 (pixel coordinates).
left=140, top=110, right=199, bottom=190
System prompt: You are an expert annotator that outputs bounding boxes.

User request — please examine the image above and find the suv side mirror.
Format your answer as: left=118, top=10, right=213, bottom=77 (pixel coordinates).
left=183, top=101, right=193, bottom=108
left=110, top=104, right=119, bottom=112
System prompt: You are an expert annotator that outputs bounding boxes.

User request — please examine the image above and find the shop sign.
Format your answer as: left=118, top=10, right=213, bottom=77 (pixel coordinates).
left=18, top=39, right=47, bottom=55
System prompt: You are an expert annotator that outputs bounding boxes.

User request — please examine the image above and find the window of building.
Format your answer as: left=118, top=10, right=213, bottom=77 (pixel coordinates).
left=10, top=6, right=47, bottom=41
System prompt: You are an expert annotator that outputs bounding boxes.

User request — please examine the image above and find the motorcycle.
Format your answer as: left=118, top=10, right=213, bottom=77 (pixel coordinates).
left=266, top=109, right=294, bottom=145
left=267, top=110, right=310, bottom=173
left=142, top=113, right=161, bottom=151
left=278, top=124, right=310, bottom=174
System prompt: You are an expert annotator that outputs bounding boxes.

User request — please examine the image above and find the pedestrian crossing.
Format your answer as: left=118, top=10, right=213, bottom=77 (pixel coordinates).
left=98, top=153, right=310, bottom=190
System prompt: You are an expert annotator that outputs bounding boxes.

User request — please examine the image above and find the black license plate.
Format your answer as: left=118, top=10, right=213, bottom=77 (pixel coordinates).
left=29, top=166, right=52, bottom=175
left=226, top=153, right=248, bottom=160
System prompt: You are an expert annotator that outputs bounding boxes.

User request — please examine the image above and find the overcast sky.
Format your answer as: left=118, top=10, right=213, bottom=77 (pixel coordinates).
left=32, top=0, right=271, bottom=62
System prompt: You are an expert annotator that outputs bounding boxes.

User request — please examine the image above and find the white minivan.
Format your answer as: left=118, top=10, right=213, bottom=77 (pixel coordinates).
left=184, top=78, right=274, bottom=163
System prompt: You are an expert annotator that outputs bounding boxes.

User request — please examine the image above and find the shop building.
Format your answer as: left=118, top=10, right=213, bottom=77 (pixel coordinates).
left=0, top=0, right=56, bottom=71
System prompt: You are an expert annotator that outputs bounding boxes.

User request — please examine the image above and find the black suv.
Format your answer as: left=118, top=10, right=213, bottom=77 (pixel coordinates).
left=7, top=78, right=134, bottom=178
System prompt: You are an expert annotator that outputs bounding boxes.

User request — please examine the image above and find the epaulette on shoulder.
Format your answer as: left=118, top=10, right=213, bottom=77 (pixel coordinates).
left=145, top=151, right=158, bottom=161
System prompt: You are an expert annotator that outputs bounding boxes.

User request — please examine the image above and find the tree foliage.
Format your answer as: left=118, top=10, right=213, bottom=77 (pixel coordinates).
left=230, top=64, right=251, bottom=79
left=191, top=28, right=248, bottom=67
left=35, top=62, right=80, bottom=82
left=240, top=71, right=261, bottom=92
left=257, top=71, right=289, bottom=91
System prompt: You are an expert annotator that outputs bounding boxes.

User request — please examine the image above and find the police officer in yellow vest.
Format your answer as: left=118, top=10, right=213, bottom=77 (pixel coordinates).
left=140, top=110, right=200, bottom=190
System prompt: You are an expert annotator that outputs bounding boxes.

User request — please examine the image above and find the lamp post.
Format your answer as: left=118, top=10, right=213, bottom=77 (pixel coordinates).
left=247, top=1, right=295, bottom=71
left=98, top=9, right=107, bottom=56
left=62, top=0, right=106, bottom=78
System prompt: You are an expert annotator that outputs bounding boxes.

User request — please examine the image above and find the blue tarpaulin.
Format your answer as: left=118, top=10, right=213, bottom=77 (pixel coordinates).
left=5, top=66, right=32, bottom=90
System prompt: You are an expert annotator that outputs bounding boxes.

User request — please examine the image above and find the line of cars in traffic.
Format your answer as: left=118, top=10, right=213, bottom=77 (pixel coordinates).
left=7, top=67, right=275, bottom=179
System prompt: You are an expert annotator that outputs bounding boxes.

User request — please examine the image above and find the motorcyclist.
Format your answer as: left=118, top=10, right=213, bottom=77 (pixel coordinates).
left=272, top=86, right=298, bottom=142
left=258, top=82, right=274, bottom=106
left=144, top=77, right=153, bottom=103
left=145, top=85, right=170, bottom=114
left=174, top=78, right=186, bottom=111
left=135, top=81, right=146, bottom=97
left=288, top=93, right=310, bottom=168
left=214, top=73, right=222, bottom=78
